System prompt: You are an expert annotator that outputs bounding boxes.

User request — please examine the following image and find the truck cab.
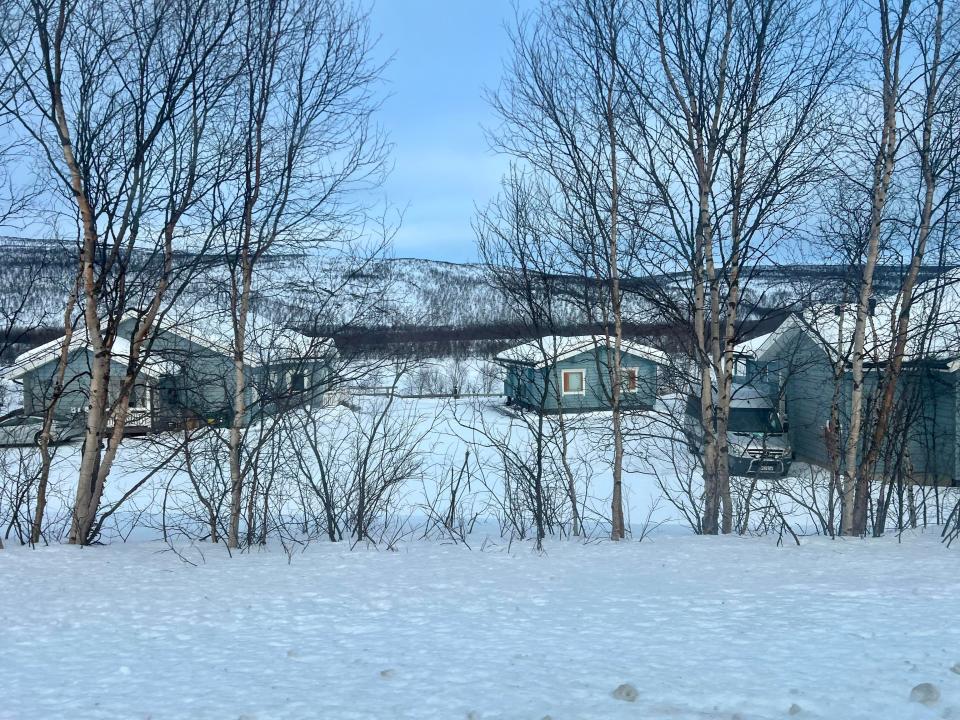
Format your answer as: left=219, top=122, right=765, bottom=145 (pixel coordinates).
left=684, top=383, right=794, bottom=478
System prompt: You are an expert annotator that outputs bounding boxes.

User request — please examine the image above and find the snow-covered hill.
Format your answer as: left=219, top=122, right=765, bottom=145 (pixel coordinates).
left=0, top=236, right=955, bottom=338
left=0, top=238, right=513, bottom=331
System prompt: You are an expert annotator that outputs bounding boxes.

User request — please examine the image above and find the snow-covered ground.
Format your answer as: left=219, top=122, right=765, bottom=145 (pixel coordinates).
left=351, top=356, right=503, bottom=396
left=1, top=530, right=958, bottom=720
left=7, top=391, right=956, bottom=544
left=2, top=385, right=959, bottom=718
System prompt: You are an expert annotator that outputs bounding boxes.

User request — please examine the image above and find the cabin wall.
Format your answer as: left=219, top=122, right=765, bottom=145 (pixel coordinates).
left=760, top=327, right=958, bottom=483
left=250, top=359, right=328, bottom=416
left=17, top=320, right=332, bottom=430
left=766, top=330, right=837, bottom=467
left=503, top=366, right=519, bottom=402
left=505, top=348, right=659, bottom=414
left=148, top=328, right=237, bottom=417
left=895, top=369, right=956, bottom=481
left=504, top=365, right=539, bottom=408
left=148, top=326, right=329, bottom=420
left=511, top=366, right=548, bottom=410
left=956, top=374, right=960, bottom=485
left=21, top=350, right=147, bottom=420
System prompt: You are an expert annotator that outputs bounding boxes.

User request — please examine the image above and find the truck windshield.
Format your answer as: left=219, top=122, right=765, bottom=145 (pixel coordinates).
left=728, top=408, right=782, bottom=434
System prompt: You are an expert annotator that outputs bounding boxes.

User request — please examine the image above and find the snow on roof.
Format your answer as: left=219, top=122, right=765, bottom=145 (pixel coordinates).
left=0, top=332, right=178, bottom=381
left=146, top=308, right=334, bottom=367
left=495, top=335, right=668, bottom=368
left=758, top=270, right=960, bottom=367
left=0, top=309, right=334, bottom=382
left=734, top=332, right=775, bottom=359
left=1, top=332, right=89, bottom=380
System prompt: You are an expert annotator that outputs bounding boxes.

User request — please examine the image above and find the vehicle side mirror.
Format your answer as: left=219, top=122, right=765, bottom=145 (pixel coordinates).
left=782, top=419, right=790, bottom=433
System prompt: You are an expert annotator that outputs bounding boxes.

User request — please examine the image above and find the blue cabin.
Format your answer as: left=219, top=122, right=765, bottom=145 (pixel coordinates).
left=745, top=304, right=960, bottom=486
left=495, top=335, right=666, bottom=414
left=1, top=309, right=336, bottom=433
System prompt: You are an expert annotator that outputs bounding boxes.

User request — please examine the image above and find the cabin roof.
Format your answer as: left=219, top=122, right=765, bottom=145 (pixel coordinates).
left=0, top=309, right=334, bottom=382
left=755, top=305, right=960, bottom=369
left=1, top=334, right=178, bottom=381
left=495, top=335, right=668, bottom=369
left=751, top=270, right=960, bottom=370
left=141, top=309, right=335, bottom=366
left=734, top=332, right=775, bottom=358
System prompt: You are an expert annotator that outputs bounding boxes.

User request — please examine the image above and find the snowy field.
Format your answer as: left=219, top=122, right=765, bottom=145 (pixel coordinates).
left=7, top=394, right=685, bottom=544
left=2, top=389, right=958, bottom=719
left=1, top=530, right=958, bottom=720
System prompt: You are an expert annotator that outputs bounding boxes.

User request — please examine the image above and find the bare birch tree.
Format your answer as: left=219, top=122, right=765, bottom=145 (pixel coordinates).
left=620, top=0, right=853, bottom=533
left=840, top=0, right=912, bottom=535
left=216, top=0, right=387, bottom=548
left=491, top=0, right=634, bottom=540
left=476, top=168, right=585, bottom=536
left=825, top=0, right=960, bottom=535
left=0, top=0, right=241, bottom=544
left=856, top=0, right=960, bottom=535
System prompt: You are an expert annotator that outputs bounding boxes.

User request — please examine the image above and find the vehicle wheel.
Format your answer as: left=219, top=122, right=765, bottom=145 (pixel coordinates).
left=33, top=431, right=44, bottom=446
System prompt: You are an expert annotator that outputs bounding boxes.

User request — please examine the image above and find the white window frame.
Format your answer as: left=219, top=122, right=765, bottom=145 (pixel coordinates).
left=623, top=367, right=640, bottom=393
left=561, top=369, right=586, bottom=396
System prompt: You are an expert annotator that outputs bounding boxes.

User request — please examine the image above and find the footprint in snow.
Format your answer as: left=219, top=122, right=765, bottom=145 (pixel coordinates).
left=611, top=683, right=638, bottom=702
left=910, top=682, right=940, bottom=706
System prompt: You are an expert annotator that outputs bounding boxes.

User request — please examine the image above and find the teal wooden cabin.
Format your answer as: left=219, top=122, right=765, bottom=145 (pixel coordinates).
left=746, top=304, right=960, bottom=486
left=1, top=309, right=336, bottom=434
left=495, top=336, right=666, bottom=414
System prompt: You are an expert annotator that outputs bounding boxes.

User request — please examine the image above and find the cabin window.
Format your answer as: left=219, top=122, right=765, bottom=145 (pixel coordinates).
left=129, top=384, right=149, bottom=409
left=163, top=384, right=178, bottom=405
left=732, top=356, right=749, bottom=377
left=562, top=369, right=585, bottom=395
left=623, top=367, right=640, bottom=392
left=290, top=371, right=306, bottom=392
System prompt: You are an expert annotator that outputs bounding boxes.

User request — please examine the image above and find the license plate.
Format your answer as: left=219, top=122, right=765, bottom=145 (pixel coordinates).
left=757, top=461, right=778, bottom=472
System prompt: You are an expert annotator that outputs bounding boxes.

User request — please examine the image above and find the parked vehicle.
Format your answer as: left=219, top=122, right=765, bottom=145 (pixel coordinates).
left=684, top=384, right=793, bottom=478
left=0, top=410, right=85, bottom=447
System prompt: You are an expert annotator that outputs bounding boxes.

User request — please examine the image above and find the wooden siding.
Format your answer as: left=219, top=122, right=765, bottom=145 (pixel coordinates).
left=896, top=368, right=956, bottom=480
left=22, top=348, right=129, bottom=419
left=146, top=326, right=240, bottom=419
left=19, top=322, right=329, bottom=429
left=504, top=347, right=659, bottom=414
left=759, top=325, right=958, bottom=482
left=766, top=329, right=836, bottom=467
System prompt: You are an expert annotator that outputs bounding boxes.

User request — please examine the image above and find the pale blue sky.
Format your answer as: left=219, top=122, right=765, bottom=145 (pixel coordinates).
left=368, top=1, right=530, bottom=262
left=6, top=2, right=527, bottom=261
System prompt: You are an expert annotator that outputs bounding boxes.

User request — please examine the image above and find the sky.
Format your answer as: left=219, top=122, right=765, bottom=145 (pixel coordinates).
left=367, top=1, right=531, bottom=263
left=4, top=2, right=528, bottom=263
